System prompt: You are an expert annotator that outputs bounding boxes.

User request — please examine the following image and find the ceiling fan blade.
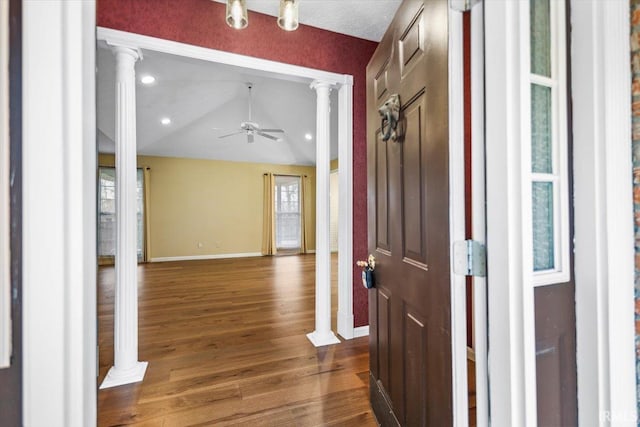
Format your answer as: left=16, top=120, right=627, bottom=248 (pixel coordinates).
left=257, top=132, right=280, bottom=141
left=218, top=130, right=244, bottom=139
left=259, top=129, right=285, bottom=133
left=247, top=133, right=254, bottom=143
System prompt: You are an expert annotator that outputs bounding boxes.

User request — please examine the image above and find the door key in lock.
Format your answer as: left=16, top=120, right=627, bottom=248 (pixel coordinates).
left=356, top=255, right=376, bottom=289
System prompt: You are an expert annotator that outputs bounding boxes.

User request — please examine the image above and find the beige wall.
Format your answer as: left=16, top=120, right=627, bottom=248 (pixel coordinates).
left=99, top=154, right=316, bottom=259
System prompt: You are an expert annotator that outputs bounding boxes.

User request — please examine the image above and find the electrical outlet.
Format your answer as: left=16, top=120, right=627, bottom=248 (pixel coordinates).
left=197, top=242, right=204, bottom=248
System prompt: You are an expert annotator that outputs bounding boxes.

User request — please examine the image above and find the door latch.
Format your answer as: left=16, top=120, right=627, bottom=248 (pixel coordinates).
left=453, top=240, right=486, bottom=277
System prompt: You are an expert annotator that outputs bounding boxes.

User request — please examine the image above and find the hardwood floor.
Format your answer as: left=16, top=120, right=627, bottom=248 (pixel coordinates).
left=98, top=254, right=376, bottom=426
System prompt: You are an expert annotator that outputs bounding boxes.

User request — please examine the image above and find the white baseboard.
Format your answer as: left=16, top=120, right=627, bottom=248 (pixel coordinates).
left=353, top=325, right=369, bottom=338
left=305, top=249, right=316, bottom=254
left=150, top=252, right=262, bottom=262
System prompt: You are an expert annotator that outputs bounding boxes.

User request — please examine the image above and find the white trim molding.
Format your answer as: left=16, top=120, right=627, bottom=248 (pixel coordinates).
left=23, top=0, right=97, bottom=424
left=571, top=0, right=636, bottom=425
left=352, top=325, right=369, bottom=338
left=337, top=82, right=354, bottom=340
left=484, top=0, right=538, bottom=425
left=150, top=252, right=263, bottom=263
left=471, top=2, right=489, bottom=425
left=97, top=27, right=352, bottom=87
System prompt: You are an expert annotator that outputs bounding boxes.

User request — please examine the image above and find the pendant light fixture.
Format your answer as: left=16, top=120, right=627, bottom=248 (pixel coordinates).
left=226, top=0, right=248, bottom=29
left=277, top=0, right=299, bottom=31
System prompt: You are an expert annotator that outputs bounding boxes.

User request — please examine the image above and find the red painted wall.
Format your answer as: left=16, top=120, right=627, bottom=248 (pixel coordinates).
left=97, top=0, right=377, bottom=327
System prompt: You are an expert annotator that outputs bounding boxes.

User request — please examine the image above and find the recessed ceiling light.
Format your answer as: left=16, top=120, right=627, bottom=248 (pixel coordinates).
left=304, top=133, right=313, bottom=141
left=141, top=75, right=156, bottom=85
left=161, top=117, right=171, bottom=125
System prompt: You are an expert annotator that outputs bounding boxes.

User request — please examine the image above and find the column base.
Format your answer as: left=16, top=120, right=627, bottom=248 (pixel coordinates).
left=100, top=361, right=148, bottom=389
left=306, top=330, right=341, bottom=347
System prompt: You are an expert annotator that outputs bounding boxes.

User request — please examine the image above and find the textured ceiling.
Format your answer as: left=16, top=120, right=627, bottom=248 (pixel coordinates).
left=212, top=0, right=402, bottom=42
left=97, top=46, right=339, bottom=165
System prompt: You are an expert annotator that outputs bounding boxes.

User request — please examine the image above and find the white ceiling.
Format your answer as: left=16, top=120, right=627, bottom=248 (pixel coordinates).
left=212, top=0, right=402, bottom=42
left=97, top=46, right=340, bottom=165
left=97, top=1, right=402, bottom=165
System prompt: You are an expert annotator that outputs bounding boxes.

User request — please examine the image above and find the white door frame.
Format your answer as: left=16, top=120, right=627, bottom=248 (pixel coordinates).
left=95, top=27, right=357, bottom=342
left=484, top=1, right=636, bottom=426
left=571, top=1, right=636, bottom=425
left=448, top=6, right=470, bottom=426
left=22, top=1, right=97, bottom=425
left=470, top=2, right=489, bottom=425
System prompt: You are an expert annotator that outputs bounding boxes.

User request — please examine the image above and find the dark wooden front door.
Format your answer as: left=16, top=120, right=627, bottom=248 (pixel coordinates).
left=366, top=0, right=451, bottom=425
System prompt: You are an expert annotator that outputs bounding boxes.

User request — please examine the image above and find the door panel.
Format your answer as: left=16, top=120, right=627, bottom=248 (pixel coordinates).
left=376, top=131, right=391, bottom=253
left=404, top=306, right=428, bottom=426
left=378, top=288, right=391, bottom=393
left=402, top=94, right=427, bottom=267
left=535, top=283, right=577, bottom=425
left=367, top=0, right=451, bottom=425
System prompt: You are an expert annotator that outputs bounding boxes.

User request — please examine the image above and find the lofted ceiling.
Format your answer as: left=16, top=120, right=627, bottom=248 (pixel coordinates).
left=97, top=1, right=402, bottom=166
left=97, top=46, right=340, bottom=165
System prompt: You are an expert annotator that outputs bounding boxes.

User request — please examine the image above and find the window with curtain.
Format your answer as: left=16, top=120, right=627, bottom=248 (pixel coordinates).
left=274, top=175, right=301, bottom=251
left=98, top=167, right=145, bottom=262
left=529, top=0, right=569, bottom=285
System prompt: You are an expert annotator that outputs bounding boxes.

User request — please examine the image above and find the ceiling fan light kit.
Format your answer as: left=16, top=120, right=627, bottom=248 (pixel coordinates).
left=224, top=0, right=299, bottom=31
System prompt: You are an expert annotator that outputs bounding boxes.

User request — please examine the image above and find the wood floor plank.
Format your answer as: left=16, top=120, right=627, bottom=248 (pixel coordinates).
left=98, top=254, right=377, bottom=427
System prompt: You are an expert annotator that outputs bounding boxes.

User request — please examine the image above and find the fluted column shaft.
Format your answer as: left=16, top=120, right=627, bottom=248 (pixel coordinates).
left=100, top=45, right=148, bottom=388
left=307, top=80, right=340, bottom=347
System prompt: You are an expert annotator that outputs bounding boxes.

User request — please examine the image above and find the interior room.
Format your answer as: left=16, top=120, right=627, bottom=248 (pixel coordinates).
left=94, top=44, right=359, bottom=423
left=3, top=0, right=636, bottom=426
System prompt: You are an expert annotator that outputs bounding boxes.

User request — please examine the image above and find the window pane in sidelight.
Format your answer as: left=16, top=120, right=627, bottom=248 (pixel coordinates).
left=530, top=0, right=551, bottom=77
left=532, top=181, right=555, bottom=271
left=531, top=84, right=553, bottom=173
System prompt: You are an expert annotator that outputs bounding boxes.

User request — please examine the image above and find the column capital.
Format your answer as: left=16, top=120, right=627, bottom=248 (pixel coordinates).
left=107, top=41, right=143, bottom=62
left=310, top=79, right=333, bottom=92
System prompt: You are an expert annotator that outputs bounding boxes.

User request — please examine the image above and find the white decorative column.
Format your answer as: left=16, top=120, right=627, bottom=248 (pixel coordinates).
left=307, top=80, right=340, bottom=347
left=100, top=44, right=148, bottom=388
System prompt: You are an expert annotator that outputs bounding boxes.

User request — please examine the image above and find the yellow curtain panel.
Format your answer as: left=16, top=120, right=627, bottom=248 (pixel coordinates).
left=300, top=175, right=309, bottom=254
left=262, top=173, right=276, bottom=255
left=143, top=167, right=152, bottom=262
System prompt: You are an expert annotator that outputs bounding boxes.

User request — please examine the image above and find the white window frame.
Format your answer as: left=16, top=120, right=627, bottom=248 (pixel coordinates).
left=274, top=175, right=302, bottom=251
left=0, top=0, right=10, bottom=369
left=97, top=166, right=145, bottom=260
left=528, top=0, right=571, bottom=287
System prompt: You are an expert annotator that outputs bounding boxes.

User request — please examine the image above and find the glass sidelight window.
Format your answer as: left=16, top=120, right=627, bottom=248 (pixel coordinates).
left=529, top=0, right=569, bottom=284
left=98, top=167, right=145, bottom=261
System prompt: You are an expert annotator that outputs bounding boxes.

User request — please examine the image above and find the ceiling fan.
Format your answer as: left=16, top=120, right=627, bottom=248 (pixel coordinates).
left=218, top=83, right=285, bottom=143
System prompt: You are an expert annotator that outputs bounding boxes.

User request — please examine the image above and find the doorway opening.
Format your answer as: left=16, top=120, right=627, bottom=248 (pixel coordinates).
left=95, top=25, right=356, bottom=396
